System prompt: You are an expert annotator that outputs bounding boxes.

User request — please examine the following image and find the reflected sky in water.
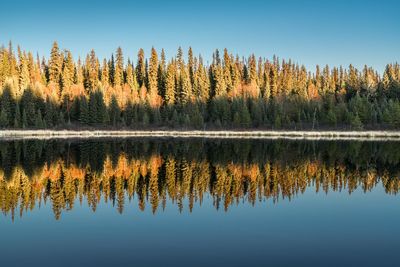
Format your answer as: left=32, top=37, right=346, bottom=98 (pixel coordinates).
left=0, top=138, right=399, bottom=267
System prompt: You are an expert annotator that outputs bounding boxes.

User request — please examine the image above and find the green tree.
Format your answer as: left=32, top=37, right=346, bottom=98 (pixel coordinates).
left=114, top=47, right=123, bottom=87
left=350, top=112, right=363, bottom=130
left=136, top=49, right=146, bottom=88
left=49, top=41, right=62, bottom=85
left=109, top=95, right=120, bottom=126
left=0, top=109, right=8, bottom=128
left=14, top=102, right=21, bottom=128
left=165, top=62, right=176, bottom=105
left=79, top=96, right=90, bottom=124
left=148, top=47, right=159, bottom=96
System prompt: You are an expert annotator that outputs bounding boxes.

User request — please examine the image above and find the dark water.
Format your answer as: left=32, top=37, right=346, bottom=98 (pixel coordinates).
left=1, top=138, right=400, bottom=267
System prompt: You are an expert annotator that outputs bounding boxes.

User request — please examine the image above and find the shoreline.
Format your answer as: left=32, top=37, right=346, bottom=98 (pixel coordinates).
left=1, top=130, right=400, bottom=141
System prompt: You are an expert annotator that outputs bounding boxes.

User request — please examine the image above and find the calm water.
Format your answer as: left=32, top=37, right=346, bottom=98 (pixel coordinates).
left=1, top=138, right=400, bottom=267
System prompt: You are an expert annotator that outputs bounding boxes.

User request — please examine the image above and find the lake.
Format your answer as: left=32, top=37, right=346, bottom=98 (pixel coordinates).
left=1, top=138, right=399, bottom=267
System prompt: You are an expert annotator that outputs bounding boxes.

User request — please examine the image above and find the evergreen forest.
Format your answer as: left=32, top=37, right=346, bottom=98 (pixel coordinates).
left=1, top=42, right=400, bottom=130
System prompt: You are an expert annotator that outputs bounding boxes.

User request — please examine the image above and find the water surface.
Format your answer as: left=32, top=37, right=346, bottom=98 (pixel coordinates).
left=1, top=138, right=399, bottom=267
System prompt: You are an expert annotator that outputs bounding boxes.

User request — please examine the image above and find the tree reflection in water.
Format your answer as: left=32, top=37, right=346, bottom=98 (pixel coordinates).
left=0, top=138, right=399, bottom=220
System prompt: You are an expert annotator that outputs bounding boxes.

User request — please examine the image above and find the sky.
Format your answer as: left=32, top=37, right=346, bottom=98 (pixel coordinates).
left=0, top=0, right=399, bottom=72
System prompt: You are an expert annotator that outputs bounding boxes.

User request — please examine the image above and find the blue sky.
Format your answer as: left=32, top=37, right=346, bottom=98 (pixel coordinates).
left=1, top=0, right=399, bottom=72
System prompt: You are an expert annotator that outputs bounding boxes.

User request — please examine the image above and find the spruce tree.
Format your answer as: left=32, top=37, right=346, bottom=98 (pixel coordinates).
left=18, top=52, right=30, bottom=90
left=148, top=47, right=159, bottom=97
left=61, top=50, right=75, bottom=94
left=14, top=102, right=21, bottom=128
left=0, top=85, right=14, bottom=125
left=0, top=108, right=8, bottom=128
left=179, top=68, right=192, bottom=105
left=101, top=58, right=110, bottom=87
left=22, top=110, right=28, bottom=128
left=114, top=47, right=124, bottom=87
left=165, top=62, right=176, bottom=105
left=34, top=110, right=44, bottom=129
left=109, top=95, right=120, bottom=127
left=126, top=60, right=138, bottom=90
left=136, top=49, right=146, bottom=88
left=79, top=96, right=90, bottom=124
left=49, top=41, right=62, bottom=85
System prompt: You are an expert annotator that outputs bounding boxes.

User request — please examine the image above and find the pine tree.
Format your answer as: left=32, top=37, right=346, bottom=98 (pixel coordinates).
left=0, top=108, right=8, bottom=128
left=88, top=91, right=106, bottom=124
left=270, top=66, right=278, bottom=98
left=22, top=109, right=28, bottom=128
left=222, top=49, right=233, bottom=94
left=197, top=57, right=210, bottom=102
left=188, top=47, right=195, bottom=85
left=248, top=54, right=258, bottom=85
left=79, top=96, right=90, bottom=124
left=350, top=112, right=363, bottom=130
left=212, top=64, right=226, bottom=98
left=49, top=41, right=62, bottom=85
left=126, top=60, right=138, bottom=90
left=34, top=109, right=44, bottom=129
left=148, top=47, right=159, bottom=97
left=114, top=47, right=124, bottom=87
left=136, top=49, right=146, bottom=88
left=165, top=62, right=176, bottom=105
left=61, top=50, right=75, bottom=94
left=109, top=95, right=120, bottom=126
left=108, top=54, right=115, bottom=86
left=261, top=66, right=271, bottom=100
left=158, top=49, right=166, bottom=98
left=179, top=67, right=192, bottom=105
left=14, top=102, right=21, bottom=128
left=0, top=85, right=14, bottom=125
left=44, top=98, right=55, bottom=127
left=85, top=50, right=99, bottom=91
left=18, top=52, right=30, bottom=90
left=101, top=58, right=109, bottom=87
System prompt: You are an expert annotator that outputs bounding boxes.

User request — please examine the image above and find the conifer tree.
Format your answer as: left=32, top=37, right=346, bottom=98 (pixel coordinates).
left=0, top=108, right=8, bottom=128
left=49, top=41, right=62, bottom=85
left=212, top=64, right=226, bottom=98
left=148, top=47, right=159, bottom=97
left=108, top=54, right=115, bottom=86
left=101, top=58, right=109, bottom=87
left=109, top=95, right=120, bottom=126
left=79, top=96, right=90, bottom=124
left=223, top=49, right=233, bottom=93
left=34, top=110, right=44, bottom=128
left=14, top=102, right=21, bottom=128
left=18, top=52, right=30, bottom=90
left=114, top=47, right=124, bottom=87
left=188, top=47, right=195, bottom=85
left=136, top=49, right=146, bottom=88
left=85, top=50, right=99, bottom=91
left=158, top=49, right=166, bottom=97
left=22, top=109, right=28, bottom=128
left=179, top=67, right=192, bottom=105
left=61, top=50, right=75, bottom=94
left=165, top=62, right=176, bottom=105
left=125, top=60, right=137, bottom=90
left=0, top=85, right=14, bottom=125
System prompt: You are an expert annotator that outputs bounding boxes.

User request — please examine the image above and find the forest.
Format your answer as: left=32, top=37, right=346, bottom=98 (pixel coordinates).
left=1, top=42, right=400, bottom=130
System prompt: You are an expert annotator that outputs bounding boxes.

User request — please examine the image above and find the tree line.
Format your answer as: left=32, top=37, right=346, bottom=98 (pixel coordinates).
left=1, top=41, right=400, bottom=130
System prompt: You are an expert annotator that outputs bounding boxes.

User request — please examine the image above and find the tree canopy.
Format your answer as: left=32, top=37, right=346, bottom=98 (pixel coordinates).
left=1, top=42, right=400, bottom=130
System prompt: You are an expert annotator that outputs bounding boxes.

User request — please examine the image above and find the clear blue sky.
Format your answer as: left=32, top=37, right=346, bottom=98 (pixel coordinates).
left=1, top=0, right=399, bottom=72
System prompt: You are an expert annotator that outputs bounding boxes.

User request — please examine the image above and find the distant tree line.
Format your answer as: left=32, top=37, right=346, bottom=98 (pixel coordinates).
left=1, top=41, right=400, bottom=130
